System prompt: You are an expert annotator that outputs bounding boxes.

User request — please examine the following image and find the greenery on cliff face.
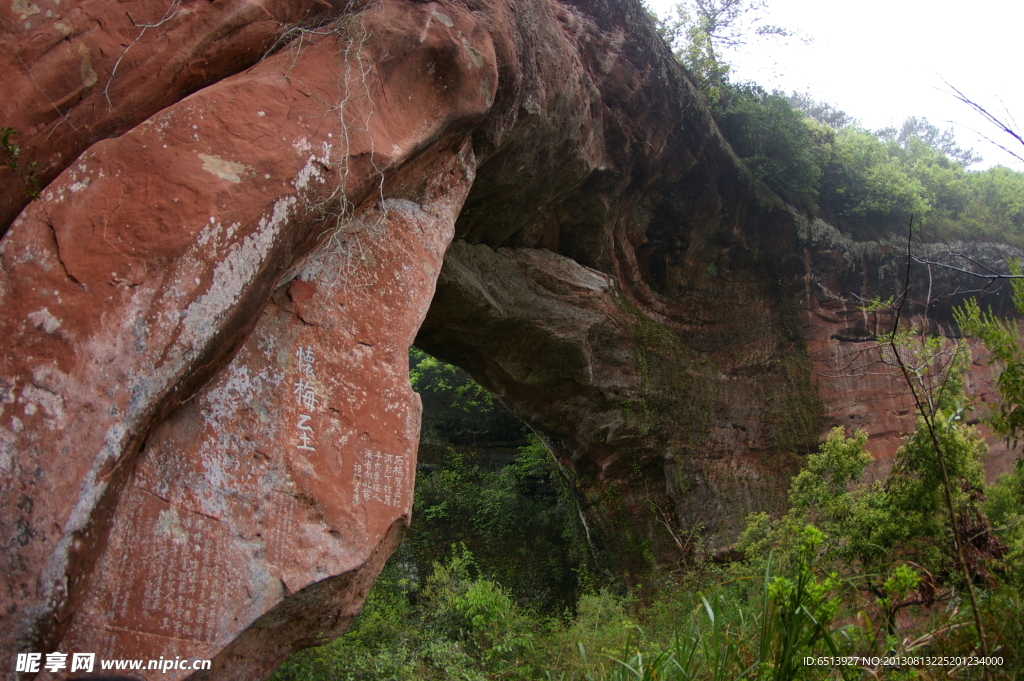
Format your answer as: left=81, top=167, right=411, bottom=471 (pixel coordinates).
left=410, top=347, right=497, bottom=413
left=660, top=1, right=1024, bottom=245
left=715, top=86, right=1024, bottom=244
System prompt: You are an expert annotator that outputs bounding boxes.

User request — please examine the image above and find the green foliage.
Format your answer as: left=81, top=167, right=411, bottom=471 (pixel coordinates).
left=785, top=428, right=870, bottom=515
left=875, top=563, right=920, bottom=635
left=1, top=127, right=40, bottom=200
left=786, top=92, right=856, bottom=130
left=275, top=271, right=1024, bottom=680
left=657, top=4, right=1024, bottom=244
left=553, top=589, right=641, bottom=679
left=570, top=540, right=848, bottom=681
left=810, top=119, right=1024, bottom=242
left=275, top=411, right=1023, bottom=679
left=879, top=409, right=988, bottom=573
left=716, top=86, right=823, bottom=208
left=984, top=464, right=1024, bottom=592
left=659, top=1, right=787, bottom=108
left=408, top=437, right=588, bottom=612
left=738, top=429, right=871, bottom=564
left=956, top=272, right=1024, bottom=590
left=758, top=530, right=845, bottom=681
left=271, top=562, right=419, bottom=680
left=956, top=268, right=1024, bottom=448
left=817, top=128, right=931, bottom=232
left=971, top=166, right=1024, bottom=232
left=272, top=549, right=540, bottom=681
left=410, top=347, right=496, bottom=412
left=877, top=116, right=982, bottom=168
left=421, top=549, right=535, bottom=667
left=740, top=352, right=991, bottom=581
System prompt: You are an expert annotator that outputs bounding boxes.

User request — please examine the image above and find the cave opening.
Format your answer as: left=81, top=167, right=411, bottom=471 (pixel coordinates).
left=392, top=346, right=591, bottom=614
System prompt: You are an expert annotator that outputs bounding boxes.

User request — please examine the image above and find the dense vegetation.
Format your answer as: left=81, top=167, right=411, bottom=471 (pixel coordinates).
left=717, top=90, right=1024, bottom=244
left=659, top=0, right=1024, bottom=245
left=274, top=334, right=1024, bottom=679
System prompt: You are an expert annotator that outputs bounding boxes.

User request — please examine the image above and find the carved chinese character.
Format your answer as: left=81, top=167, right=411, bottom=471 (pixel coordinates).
left=296, top=345, right=315, bottom=365
left=293, top=378, right=318, bottom=410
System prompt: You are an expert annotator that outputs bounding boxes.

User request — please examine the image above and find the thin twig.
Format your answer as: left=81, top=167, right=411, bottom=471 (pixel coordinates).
left=887, top=216, right=990, bottom=676
left=943, top=80, right=1024, bottom=164
left=890, top=247, right=1024, bottom=280
left=104, top=0, right=184, bottom=110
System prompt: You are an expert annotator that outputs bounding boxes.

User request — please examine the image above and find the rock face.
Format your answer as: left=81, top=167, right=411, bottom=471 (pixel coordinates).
left=0, top=0, right=342, bottom=232
left=0, top=0, right=1016, bottom=676
left=798, top=223, right=1020, bottom=482
left=56, top=138, right=478, bottom=680
left=1, top=1, right=495, bottom=675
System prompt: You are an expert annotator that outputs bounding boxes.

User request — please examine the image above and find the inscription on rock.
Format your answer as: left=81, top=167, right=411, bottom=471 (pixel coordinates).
left=50, top=138, right=477, bottom=677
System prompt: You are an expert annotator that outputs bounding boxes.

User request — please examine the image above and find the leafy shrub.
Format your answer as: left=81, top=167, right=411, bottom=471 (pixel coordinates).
left=716, top=85, right=824, bottom=209
left=410, top=347, right=495, bottom=412
left=408, top=437, right=588, bottom=613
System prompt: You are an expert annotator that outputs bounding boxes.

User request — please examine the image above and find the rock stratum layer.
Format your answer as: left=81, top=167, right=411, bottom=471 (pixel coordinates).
left=0, top=0, right=1015, bottom=677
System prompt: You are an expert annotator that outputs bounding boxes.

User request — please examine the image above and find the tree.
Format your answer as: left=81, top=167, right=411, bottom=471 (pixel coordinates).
left=658, top=0, right=787, bottom=107
left=818, top=129, right=930, bottom=232
left=955, top=265, right=1024, bottom=448
left=716, top=85, right=824, bottom=208
left=876, top=116, right=982, bottom=168
left=786, top=92, right=857, bottom=131
left=970, top=166, right=1024, bottom=233
left=409, top=347, right=495, bottom=412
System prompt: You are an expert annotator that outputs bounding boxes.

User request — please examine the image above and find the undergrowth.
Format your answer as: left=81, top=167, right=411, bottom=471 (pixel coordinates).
left=271, top=347, right=1024, bottom=681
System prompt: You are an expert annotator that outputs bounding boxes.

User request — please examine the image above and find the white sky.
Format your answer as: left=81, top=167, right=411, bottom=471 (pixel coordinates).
left=643, top=0, right=1024, bottom=170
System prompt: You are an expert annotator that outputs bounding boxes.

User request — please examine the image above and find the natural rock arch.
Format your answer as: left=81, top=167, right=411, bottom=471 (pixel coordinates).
left=0, top=0, right=1015, bottom=678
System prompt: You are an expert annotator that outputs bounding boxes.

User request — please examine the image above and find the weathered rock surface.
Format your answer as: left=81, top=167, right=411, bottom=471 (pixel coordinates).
left=1, top=0, right=494, bottom=674
left=798, top=222, right=1021, bottom=481
left=417, top=236, right=817, bottom=574
left=418, top=0, right=825, bottom=571
left=0, top=0, right=1017, bottom=676
left=53, top=138, right=477, bottom=680
left=0, top=0, right=346, bottom=232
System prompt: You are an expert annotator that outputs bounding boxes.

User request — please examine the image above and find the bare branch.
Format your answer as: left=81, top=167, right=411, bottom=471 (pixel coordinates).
left=889, top=247, right=1024, bottom=280
left=944, top=80, right=1024, bottom=164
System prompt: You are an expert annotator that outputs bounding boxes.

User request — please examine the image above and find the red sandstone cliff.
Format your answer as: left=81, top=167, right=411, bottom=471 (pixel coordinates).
left=0, top=0, right=1017, bottom=677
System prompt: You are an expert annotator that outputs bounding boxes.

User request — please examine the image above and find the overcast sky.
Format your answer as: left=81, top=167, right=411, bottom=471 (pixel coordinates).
left=643, top=0, right=1024, bottom=170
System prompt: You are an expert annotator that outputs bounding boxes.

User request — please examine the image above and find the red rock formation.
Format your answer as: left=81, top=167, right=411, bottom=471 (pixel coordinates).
left=799, top=224, right=1019, bottom=483
left=1, top=1, right=494, bottom=675
left=0, top=0, right=346, bottom=232
left=54, top=138, right=477, bottom=680
left=0, top=0, right=1017, bottom=676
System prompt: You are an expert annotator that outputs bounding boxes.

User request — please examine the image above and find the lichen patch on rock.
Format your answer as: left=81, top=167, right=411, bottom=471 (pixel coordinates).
left=198, top=154, right=248, bottom=183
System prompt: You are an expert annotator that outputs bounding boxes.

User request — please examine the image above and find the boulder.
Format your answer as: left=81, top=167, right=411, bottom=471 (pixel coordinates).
left=0, top=0, right=343, bottom=232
